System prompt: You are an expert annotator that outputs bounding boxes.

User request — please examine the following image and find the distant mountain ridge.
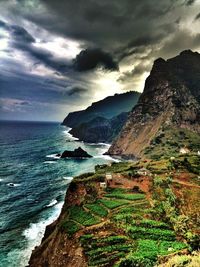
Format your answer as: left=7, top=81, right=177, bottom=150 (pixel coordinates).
left=62, top=91, right=141, bottom=128
left=108, top=50, right=200, bottom=159
left=69, top=112, right=128, bottom=143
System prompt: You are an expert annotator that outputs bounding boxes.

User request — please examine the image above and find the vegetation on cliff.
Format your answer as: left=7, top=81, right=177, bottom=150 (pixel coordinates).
left=29, top=153, right=200, bottom=267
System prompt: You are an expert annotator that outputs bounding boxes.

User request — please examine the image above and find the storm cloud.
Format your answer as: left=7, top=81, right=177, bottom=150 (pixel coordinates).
left=73, top=48, right=118, bottom=72
left=0, top=0, right=199, bottom=121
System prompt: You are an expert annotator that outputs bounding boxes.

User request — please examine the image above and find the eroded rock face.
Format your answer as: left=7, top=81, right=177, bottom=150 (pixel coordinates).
left=61, top=147, right=92, bottom=158
left=108, top=50, right=200, bottom=158
left=28, top=183, right=88, bottom=267
left=69, top=112, right=128, bottom=143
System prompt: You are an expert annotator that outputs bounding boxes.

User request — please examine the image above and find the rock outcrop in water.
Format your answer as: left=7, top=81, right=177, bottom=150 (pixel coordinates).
left=61, top=147, right=92, bottom=158
left=108, top=50, right=200, bottom=159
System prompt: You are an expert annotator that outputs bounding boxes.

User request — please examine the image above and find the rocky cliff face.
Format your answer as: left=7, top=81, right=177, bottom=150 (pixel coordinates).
left=28, top=182, right=88, bottom=267
left=69, top=112, right=128, bottom=143
left=108, top=50, right=200, bottom=158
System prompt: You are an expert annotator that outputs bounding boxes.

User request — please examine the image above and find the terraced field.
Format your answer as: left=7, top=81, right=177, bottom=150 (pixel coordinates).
left=61, top=186, right=187, bottom=266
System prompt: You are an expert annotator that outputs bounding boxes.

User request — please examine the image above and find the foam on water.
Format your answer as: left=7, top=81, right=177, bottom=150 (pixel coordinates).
left=93, top=154, right=120, bottom=162
left=63, top=176, right=73, bottom=180
left=43, top=161, right=57, bottom=164
left=63, top=128, right=79, bottom=141
left=20, top=201, right=64, bottom=266
left=45, top=199, right=58, bottom=207
left=7, top=183, right=21, bottom=187
left=46, top=154, right=60, bottom=159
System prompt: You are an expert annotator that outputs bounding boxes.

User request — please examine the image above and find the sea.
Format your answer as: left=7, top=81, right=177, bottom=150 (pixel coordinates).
left=0, top=120, right=118, bottom=267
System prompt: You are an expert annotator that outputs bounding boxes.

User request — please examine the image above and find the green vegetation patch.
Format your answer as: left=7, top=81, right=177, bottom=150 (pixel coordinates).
left=105, top=193, right=145, bottom=201
left=80, top=234, right=133, bottom=267
left=61, top=220, right=81, bottom=237
left=126, top=226, right=176, bottom=241
left=85, top=202, right=108, bottom=217
left=98, top=199, right=129, bottom=209
left=68, top=205, right=101, bottom=226
left=116, top=239, right=187, bottom=267
left=95, top=161, right=133, bottom=174
left=144, top=127, right=200, bottom=160
left=136, top=219, right=170, bottom=229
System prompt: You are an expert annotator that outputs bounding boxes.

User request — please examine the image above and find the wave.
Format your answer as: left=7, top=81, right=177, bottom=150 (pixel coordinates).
left=7, top=183, right=21, bottom=187
left=0, top=178, right=3, bottom=182
left=45, top=199, right=58, bottom=208
left=63, top=128, right=79, bottom=141
left=93, top=154, right=120, bottom=162
left=46, top=154, right=60, bottom=159
left=43, top=161, right=57, bottom=164
left=20, top=201, right=64, bottom=266
left=63, top=176, right=73, bottom=182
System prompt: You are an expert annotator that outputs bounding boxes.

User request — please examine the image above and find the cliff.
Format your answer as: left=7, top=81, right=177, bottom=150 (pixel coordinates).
left=29, top=154, right=200, bottom=267
left=62, top=91, right=140, bottom=128
left=69, top=112, right=128, bottom=143
left=108, top=50, right=200, bottom=159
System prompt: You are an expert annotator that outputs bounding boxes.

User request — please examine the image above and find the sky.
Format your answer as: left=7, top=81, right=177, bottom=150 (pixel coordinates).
left=0, top=0, right=200, bottom=121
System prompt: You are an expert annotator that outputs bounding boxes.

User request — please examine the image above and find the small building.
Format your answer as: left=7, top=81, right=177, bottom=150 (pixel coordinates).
left=179, top=147, right=190, bottom=154
left=197, top=151, right=200, bottom=156
left=106, top=173, right=113, bottom=181
left=100, top=182, right=107, bottom=189
left=137, top=167, right=150, bottom=176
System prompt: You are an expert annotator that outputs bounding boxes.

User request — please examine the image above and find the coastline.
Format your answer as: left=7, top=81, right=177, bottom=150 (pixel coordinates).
left=26, top=126, right=119, bottom=266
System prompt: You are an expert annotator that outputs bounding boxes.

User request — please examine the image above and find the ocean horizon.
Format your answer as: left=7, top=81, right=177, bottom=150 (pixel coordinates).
left=0, top=120, right=116, bottom=267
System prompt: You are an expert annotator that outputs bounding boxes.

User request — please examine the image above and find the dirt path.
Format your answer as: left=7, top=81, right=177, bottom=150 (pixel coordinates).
left=173, top=179, right=200, bottom=188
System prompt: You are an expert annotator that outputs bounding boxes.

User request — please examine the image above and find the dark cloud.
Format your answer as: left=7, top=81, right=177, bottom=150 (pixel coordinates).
left=0, top=0, right=200, bottom=121
left=73, top=48, right=118, bottom=72
left=194, top=12, right=200, bottom=20
left=0, top=20, right=71, bottom=74
left=67, top=87, right=88, bottom=96
left=185, top=0, right=196, bottom=6
left=118, top=62, right=151, bottom=83
left=10, top=0, right=180, bottom=52
left=10, top=24, right=35, bottom=43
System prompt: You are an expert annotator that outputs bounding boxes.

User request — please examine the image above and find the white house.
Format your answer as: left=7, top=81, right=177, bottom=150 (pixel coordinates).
left=179, top=147, right=190, bottom=154
left=137, top=167, right=149, bottom=176
left=100, top=182, right=107, bottom=189
left=106, top=173, right=113, bottom=181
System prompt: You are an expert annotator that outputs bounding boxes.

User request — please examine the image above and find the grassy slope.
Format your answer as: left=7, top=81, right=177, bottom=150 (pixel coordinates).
left=143, top=126, right=200, bottom=160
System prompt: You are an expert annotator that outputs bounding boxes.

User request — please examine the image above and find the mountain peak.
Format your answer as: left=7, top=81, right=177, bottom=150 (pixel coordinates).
left=108, top=50, right=200, bottom=159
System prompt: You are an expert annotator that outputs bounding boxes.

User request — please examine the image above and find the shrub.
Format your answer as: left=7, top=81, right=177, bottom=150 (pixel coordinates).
left=61, top=220, right=81, bottom=237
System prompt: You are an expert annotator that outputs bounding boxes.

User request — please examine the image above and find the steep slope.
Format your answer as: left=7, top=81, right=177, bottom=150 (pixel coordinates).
left=62, top=91, right=140, bottom=128
left=69, top=112, right=128, bottom=143
left=108, top=50, right=200, bottom=159
left=29, top=154, right=200, bottom=267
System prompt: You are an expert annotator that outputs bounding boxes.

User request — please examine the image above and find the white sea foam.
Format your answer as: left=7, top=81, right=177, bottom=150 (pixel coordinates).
left=43, top=160, right=57, bottom=164
left=19, top=201, right=64, bottom=266
left=45, top=199, right=58, bottom=207
left=0, top=178, right=3, bottom=182
left=93, top=154, right=120, bottom=162
left=46, top=154, right=60, bottom=159
left=63, top=128, right=79, bottom=141
left=7, top=183, right=21, bottom=187
left=63, top=176, right=73, bottom=181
